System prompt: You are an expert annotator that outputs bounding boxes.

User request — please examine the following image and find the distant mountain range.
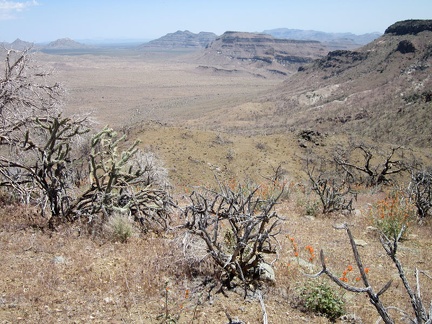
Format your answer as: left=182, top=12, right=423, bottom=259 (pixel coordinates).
left=1, top=27, right=382, bottom=51
left=0, top=38, right=89, bottom=51
left=262, top=28, right=381, bottom=45
left=43, top=38, right=90, bottom=49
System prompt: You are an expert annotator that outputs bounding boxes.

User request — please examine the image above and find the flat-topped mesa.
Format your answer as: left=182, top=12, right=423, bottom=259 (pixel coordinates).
left=208, top=31, right=326, bottom=64
left=217, top=31, right=321, bottom=45
left=140, top=30, right=217, bottom=48
left=385, top=19, right=432, bottom=35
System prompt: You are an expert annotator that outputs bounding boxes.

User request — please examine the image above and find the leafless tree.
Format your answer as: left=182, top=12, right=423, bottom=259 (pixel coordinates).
left=0, top=48, right=62, bottom=140
left=0, top=48, right=67, bottom=205
left=334, top=144, right=407, bottom=187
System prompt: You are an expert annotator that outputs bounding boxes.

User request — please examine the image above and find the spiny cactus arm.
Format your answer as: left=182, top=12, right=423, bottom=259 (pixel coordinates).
left=89, top=153, right=102, bottom=190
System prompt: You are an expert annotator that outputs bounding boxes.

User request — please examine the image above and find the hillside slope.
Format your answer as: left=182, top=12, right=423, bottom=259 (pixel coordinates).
left=258, top=20, right=432, bottom=147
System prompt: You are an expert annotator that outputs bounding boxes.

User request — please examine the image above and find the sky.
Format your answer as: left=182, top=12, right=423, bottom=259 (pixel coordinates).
left=1, top=0, right=431, bottom=43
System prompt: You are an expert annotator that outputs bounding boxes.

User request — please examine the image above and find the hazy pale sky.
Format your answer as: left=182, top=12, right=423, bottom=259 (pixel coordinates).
left=1, top=0, right=431, bottom=43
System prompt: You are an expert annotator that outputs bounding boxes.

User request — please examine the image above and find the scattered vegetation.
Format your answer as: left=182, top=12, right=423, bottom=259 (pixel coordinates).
left=2, top=46, right=432, bottom=323
left=0, top=49, right=173, bottom=233
left=369, top=190, right=415, bottom=241
left=409, top=168, right=432, bottom=218
left=104, top=213, right=135, bottom=243
left=306, top=158, right=356, bottom=214
left=295, top=280, right=346, bottom=322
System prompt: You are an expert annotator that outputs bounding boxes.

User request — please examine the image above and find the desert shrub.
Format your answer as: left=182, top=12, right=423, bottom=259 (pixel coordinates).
left=369, top=190, right=415, bottom=241
left=305, top=199, right=320, bottom=217
left=408, top=168, right=432, bottom=218
left=306, top=161, right=356, bottom=214
left=184, top=178, right=283, bottom=295
left=0, top=114, right=90, bottom=221
left=133, top=150, right=171, bottom=190
left=296, top=280, right=346, bottom=322
left=104, top=213, right=134, bottom=243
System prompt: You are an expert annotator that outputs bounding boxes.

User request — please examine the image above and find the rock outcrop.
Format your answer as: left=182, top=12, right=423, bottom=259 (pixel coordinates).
left=385, top=19, right=432, bottom=35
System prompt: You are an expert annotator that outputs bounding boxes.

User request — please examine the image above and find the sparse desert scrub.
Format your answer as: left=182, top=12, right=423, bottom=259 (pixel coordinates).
left=306, top=158, right=356, bottom=214
left=368, top=189, right=416, bottom=241
left=0, top=49, right=173, bottom=234
left=2, top=40, right=432, bottom=323
left=103, top=213, right=135, bottom=243
left=311, top=224, right=432, bottom=324
left=2, top=183, right=432, bottom=323
left=183, top=178, right=284, bottom=295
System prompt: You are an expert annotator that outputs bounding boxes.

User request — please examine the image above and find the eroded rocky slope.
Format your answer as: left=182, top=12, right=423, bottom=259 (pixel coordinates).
left=195, top=31, right=328, bottom=77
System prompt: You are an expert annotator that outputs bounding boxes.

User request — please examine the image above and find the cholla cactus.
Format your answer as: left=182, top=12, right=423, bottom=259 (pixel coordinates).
left=67, top=127, right=173, bottom=231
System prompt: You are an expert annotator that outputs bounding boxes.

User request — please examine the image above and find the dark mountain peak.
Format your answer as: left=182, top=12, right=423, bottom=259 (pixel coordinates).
left=385, top=19, right=432, bottom=35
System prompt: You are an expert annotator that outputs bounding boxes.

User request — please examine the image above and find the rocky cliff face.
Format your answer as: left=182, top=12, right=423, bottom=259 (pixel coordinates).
left=139, top=30, right=217, bottom=48
left=196, top=31, right=327, bottom=77
left=385, top=19, right=432, bottom=35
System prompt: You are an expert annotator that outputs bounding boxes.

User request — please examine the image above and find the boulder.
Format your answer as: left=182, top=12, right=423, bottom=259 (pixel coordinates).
left=257, top=262, right=275, bottom=282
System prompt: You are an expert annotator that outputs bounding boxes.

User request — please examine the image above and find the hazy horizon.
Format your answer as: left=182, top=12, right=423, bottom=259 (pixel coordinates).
left=1, top=0, right=431, bottom=43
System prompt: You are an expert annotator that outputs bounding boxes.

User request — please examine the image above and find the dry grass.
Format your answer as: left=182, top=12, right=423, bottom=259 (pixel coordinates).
left=1, top=187, right=432, bottom=323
